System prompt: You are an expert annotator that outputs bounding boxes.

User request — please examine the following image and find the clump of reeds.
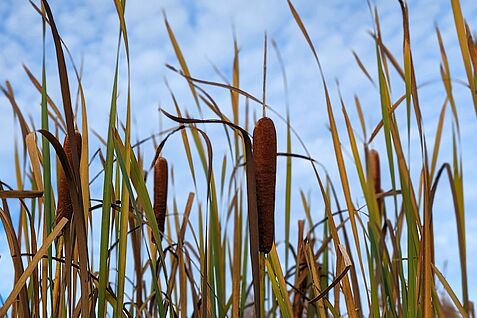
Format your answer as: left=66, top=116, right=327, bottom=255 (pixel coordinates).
left=153, top=156, right=168, bottom=241
left=253, top=117, right=277, bottom=253
left=56, top=131, right=82, bottom=224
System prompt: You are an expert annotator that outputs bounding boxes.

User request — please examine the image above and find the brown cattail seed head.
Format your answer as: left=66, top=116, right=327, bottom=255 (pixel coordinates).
left=153, top=156, right=168, bottom=241
left=56, top=131, right=82, bottom=224
left=253, top=117, right=277, bottom=253
left=369, top=149, right=381, bottom=194
left=369, top=149, right=385, bottom=222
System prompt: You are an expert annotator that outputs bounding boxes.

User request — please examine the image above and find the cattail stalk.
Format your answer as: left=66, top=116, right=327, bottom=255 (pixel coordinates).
left=153, top=156, right=168, bottom=241
left=253, top=117, right=276, bottom=253
left=56, top=131, right=82, bottom=224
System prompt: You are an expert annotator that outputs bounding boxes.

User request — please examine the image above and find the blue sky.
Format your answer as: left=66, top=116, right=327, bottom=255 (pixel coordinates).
left=0, top=0, right=476, bottom=310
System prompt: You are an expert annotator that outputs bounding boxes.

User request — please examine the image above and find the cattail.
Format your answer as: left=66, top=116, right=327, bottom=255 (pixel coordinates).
left=253, top=117, right=276, bottom=253
left=56, top=131, right=82, bottom=224
left=368, top=149, right=381, bottom=195
left=369, top=149, right=385, bottom=222
left=153, top=156, right=168, bottom=241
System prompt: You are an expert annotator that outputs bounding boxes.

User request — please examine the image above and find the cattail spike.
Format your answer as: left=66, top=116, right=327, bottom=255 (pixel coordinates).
left=153, top=156, right=168, bottom=242
left=369, top=149, right=381, bottom=195
left=253, top=117, right=277, bottom=253
left=369, top=149, right=385, bottom=222
left=56, top=131, right=82, bottom=224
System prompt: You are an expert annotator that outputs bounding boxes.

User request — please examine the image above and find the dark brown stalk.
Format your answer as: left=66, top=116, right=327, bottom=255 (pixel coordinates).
left=293, top=221, right=308, bottom=318
left=253, top=117, right=276, bottom=253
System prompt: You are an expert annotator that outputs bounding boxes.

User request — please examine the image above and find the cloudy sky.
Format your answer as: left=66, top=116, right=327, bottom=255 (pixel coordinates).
left=0, top=0, right=476, bottom=308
